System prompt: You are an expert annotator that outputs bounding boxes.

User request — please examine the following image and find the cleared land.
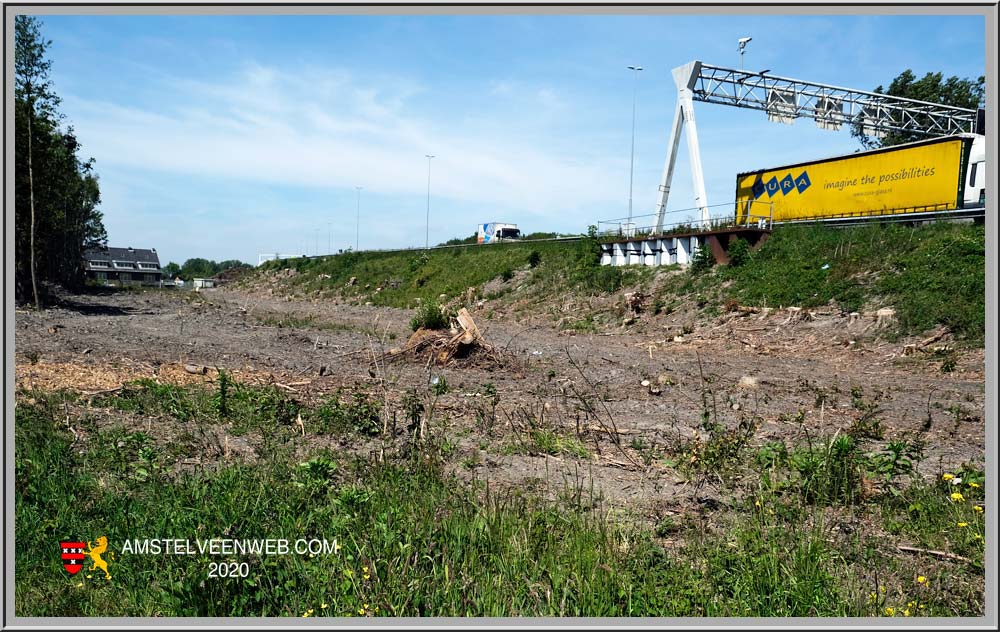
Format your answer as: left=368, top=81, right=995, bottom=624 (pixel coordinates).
left=14, top=223, right=987, bottom=617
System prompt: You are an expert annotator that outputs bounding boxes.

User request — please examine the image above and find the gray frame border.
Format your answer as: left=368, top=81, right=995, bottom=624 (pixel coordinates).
left=4, top=1, right=996, bottom=629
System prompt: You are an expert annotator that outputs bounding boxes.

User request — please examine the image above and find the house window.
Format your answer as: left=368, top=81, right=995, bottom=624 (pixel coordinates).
left=138, top=262, right=159, bottom=270
left=113, top=261, right=135, bottom=269
left=90, top=260, right=109, bottom=268
left=95, top=271, right=107, bottom=280
left=146, top=274, right=157, bottom=283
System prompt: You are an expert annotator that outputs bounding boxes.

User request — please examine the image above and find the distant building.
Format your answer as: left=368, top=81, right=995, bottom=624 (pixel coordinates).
left=192, top=278, right=216, bottom=290
left=84, top=246, right=163, bottom=286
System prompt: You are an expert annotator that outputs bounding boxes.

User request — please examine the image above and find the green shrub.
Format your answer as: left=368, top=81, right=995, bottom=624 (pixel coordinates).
left=727, top=237, right=751, bottom=267
left=410, top=301, right=450, bottom=331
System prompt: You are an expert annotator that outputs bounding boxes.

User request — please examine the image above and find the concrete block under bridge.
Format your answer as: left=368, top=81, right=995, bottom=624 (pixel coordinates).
left=600, top=227, right=771, bottom=267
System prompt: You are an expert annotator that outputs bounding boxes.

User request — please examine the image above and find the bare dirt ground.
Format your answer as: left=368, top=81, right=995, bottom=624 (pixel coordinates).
left=14, top=285, right=986, bottom=523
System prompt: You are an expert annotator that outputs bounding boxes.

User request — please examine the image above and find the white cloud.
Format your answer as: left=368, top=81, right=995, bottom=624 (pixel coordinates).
left=63, top=63, right=619, bottom=218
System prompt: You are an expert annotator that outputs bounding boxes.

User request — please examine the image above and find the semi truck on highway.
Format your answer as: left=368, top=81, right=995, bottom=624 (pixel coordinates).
left=477, top=222, right=521, bottom=243
left=735, top=133, right=986, bottom=224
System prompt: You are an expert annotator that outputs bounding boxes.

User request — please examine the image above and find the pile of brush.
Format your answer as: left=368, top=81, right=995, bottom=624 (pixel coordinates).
left=385, top=308, right=503, bottom=367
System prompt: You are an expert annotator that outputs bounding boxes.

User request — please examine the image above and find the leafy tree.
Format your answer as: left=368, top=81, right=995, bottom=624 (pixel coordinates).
left=852, top=69, right=985, bottom=150
left=162, top=262, right=181, bottom=278
left=175, top=258, right=252, bottom=281
left=15, top=16, right=106, bottom=305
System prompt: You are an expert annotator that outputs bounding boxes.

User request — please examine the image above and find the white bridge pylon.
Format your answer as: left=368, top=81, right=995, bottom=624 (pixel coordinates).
left=654, top=61, right=710, bottom=233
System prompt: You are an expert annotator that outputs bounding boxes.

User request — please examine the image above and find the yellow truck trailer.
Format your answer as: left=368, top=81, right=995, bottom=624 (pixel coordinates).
left=735, top=134, right=986, bottom=224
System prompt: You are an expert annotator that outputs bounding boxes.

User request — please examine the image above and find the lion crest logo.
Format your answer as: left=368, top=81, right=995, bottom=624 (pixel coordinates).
left=84, top=536, right=114, bottom=580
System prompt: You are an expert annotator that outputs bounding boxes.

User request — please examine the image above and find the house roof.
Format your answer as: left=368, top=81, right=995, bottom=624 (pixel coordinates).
left=84, top=246, right=161, bottom=266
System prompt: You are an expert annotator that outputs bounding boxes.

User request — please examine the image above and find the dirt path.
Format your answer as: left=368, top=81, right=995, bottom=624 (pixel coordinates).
left=14, top=286, right=985, bottom=517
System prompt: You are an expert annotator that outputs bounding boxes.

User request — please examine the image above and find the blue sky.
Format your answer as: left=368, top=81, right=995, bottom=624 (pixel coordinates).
left=33, top=11, right=986, bottom=266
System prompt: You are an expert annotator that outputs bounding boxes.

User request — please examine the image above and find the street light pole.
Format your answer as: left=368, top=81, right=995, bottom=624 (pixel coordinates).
left=627, top=65, right=643, bottom=227
left=424, top=154, right=435, bottom=250
left=355, top=187, right=362, bottom=252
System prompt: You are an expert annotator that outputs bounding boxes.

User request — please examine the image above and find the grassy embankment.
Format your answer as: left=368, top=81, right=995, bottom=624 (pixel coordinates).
left=252, top=221, right=985, bottom=342
left=15, top=375, right=985, bottom=617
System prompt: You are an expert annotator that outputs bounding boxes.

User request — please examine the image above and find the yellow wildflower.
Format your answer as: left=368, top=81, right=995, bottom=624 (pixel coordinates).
left=358, top=608, right=365, bottom=615
left=75, top=582, right=84, bottom=588
left=879, top=585, right=886, bottom=593
left=942, top=473, right=954, bottom=481
left=968, top=481, right=980, bottom=488
left=86, top=574, right=92, bottom=579
left=868, top=592, right=877, bottom=603
left=917, top=576, right=927, bottom=584
left=950, top=492, right=965, bottom=502
left=973, top=534, right=983, bottom=540
left=957, top=522, right=969, bottom=528
left=903, top=609, right=911, bottom=617
left=321, top=603, right=328, bottom=609
left=884, top=607, right=895, bottom=616
left=973, top=505, right=984, bottom=512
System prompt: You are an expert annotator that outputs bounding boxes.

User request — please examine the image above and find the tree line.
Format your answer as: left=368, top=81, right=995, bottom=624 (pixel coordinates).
left=15, top=15, right=108, bottom=307
left=161, top=259, right=253, bottom=282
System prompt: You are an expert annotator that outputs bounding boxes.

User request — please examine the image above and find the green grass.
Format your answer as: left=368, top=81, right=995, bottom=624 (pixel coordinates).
left=14, top=387, right=985, bottom=617
left=252, top=233, right=652, bottom=308
left=664, top=221, right=985, bottom=341
left=252, top=222, right=983, bottom=343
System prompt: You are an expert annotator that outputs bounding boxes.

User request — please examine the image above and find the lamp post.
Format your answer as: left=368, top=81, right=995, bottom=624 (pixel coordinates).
left=424, top=154, right=435, bottom=250
left=627, top=65, right=643, bottom=228
left=355, top=187, right=362, bottom=252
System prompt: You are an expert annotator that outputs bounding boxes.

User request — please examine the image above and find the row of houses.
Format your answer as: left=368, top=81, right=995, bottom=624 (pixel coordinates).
left=83, top=246, right=215, bottom=289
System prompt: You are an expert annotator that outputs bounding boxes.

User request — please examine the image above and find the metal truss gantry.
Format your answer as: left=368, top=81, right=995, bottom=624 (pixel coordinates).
left=653, top=60, right=980, bottom=232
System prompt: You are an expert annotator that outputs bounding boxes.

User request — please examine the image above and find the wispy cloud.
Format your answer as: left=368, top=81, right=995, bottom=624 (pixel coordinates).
left=65, top=62, right=621, bottom=216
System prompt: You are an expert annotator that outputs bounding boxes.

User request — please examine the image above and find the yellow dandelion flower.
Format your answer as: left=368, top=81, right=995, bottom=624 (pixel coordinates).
left=957, top=522, right=969, bottom=528
left=919, top=604, right=925, bottom=610
left=754, top=499, right=761, bottom=508
left=301, top=612, right=310, bottom=618
left=362, top=566, right=369, bottom=573
left=973, top=534, right=983, bottom=540
left=917, top=576, right=927, bottom=584
left=973, top=505, right=983, bottom=512
left=358, top=608, right=365, bottom=615
left=907, top=601, right=916, bottom=608
left=942, top=473, right=954, bottom=481
left=968, top=481, right=979, bottom=488
left=903, top=609, right=911, bottom=617
left=884, top=606, right=895, bottom=616
left=363, top=603, right=369, bottom=609
left=950, top=492, right=965, bottom=502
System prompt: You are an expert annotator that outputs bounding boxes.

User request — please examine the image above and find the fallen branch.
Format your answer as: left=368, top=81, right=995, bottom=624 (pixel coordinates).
left=897, top=545, right=972, bottom=564
left=81, top=386, right=123, bottom=397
